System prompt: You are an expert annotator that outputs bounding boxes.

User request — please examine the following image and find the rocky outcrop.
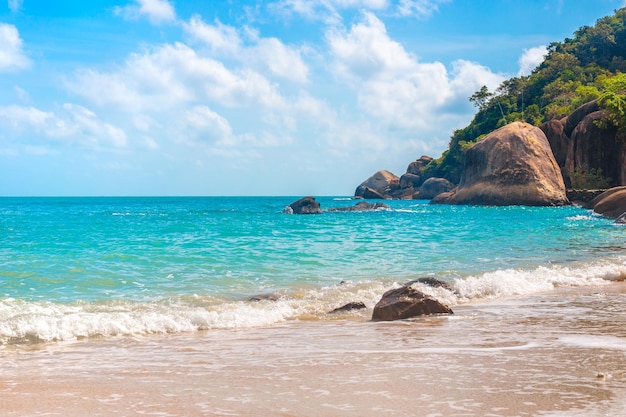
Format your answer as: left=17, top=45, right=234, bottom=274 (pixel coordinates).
left=353, top=156, right=435, bottom=200
left=354, top=170, right=399, bottom=200
left=542, top=100, right=625, bottom=189
left=586, top=186, right=626, bottom=219
left=566, top=111, right=621, bottom=186
left=327, top=202, right=391, bottom=212
left=372, top=285, right=453, bottom=321
left=436, top=122, right=569, bottom=206
left=283, top=196, right=323, bottom=214
left=417, top=177, right=455, bottom=200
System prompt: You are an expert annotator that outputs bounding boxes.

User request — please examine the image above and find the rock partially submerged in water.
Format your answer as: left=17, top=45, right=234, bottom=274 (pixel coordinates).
left=372, top=286, right=453, bottom=321
left=587, top=186, right=626, bottom=219
left=283, top=196, right=323, bottom=214
left=328, top=302, right=367, bottom=314
left=404, top=277, right=454, bottom=292
left=327, top=201, right=391, bottom=212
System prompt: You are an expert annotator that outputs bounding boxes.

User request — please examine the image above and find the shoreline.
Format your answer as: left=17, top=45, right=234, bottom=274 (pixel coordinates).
left=4, top=284, right=626, bottom=416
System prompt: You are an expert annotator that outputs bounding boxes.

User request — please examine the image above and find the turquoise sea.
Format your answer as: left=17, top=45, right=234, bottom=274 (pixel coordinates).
left=1, top=196, right=625, bottom=344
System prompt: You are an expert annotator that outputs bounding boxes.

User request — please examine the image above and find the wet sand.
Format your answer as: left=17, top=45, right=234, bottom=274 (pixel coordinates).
left=4, top=284, right=626, bottom=416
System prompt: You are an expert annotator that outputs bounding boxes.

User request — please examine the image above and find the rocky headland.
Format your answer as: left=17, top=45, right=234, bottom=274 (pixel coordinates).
left=352, top=99, right=626, bottom=219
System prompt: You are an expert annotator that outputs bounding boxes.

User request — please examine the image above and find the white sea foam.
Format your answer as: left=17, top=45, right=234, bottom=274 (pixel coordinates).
left=2, top=257, right=626, bottom=344
left=452, top=259, right=626, bottom=302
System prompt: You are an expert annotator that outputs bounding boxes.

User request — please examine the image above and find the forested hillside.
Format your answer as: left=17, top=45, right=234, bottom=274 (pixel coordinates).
left=424, top=8, right=626, bottom=185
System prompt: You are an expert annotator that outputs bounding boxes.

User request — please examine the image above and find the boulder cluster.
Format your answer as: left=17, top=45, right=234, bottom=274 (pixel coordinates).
left=354, top=156, right=454, bottom=200
left=584, top=186, right=626, bottom=223
left=540, top=100, right=626, bottom=188
left=353, top=100, right=626, bottom=212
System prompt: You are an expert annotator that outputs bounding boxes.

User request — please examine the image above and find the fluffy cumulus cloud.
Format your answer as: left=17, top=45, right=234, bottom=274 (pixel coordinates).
left=183, top=16, right=309, bottom=82
left=327, top=12, right=504, bottom=130
left=0, top=104, right=127, bottom=149
left=0, top=23, right=30, bottom=72
left=68, top=42, right=285, bottom=111
left=115, top=0, right=176, bottom=24
left=519, top=45, right=548, bottom=76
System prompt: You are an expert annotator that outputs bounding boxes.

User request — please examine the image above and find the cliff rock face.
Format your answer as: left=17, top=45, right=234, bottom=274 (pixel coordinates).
left=443, top=122, right=568, bottom=206
left=541, top=100, right=626, bottom=188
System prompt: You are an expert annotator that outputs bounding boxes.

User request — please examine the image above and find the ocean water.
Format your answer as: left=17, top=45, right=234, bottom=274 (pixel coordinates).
left=1, top=196, right=625, bottom=344
left=4, top=196, right=626, bottom=416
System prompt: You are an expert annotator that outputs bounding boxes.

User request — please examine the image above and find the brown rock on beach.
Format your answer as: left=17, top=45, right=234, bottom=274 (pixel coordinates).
left=372, top=285, right=453, bottom=321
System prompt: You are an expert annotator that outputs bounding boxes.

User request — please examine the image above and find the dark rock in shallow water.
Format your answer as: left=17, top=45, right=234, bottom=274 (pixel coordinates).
left=327, top=201, right=391, bottom=212
left=589, top=186, right=626, bottom=219
left=283, top=196, right=323, bottom=214
left=372, top=286, right=453, bottom=321
left=404, top=277, right=453, bottom=292
left=328, top=302, right=367, bottom=314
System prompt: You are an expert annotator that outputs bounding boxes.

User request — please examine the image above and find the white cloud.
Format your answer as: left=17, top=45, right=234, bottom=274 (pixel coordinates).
left=0, top=104, right=127, bottom=148
left=518, top=45, right=547, bottom=76
left=327, top=11, right=415, bottom=78
left=69, top=42, right=286, bottom=111
left=184, top=15, right=242, bottom=55
left=184, top=16, right=309, bottom=82
left=271, top=0, right=447, bottom=22
left=449, top=59, right=504, bottom=95
left=0, top=23, right=30, bottom=72
left=8, top=0, right=23, bottom=13
left=115, top=0, right=176, bottom=25
left=397, top=0, right=449, bottom=17
left=327, top=12, right=504, bottom=132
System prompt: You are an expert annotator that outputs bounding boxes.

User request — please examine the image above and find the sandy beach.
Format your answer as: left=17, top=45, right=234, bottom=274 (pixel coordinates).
left=3, top=283, right=626, bottom=417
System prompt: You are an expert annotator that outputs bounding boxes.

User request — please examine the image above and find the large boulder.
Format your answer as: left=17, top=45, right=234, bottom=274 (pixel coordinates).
left=406, top=156, right=433, bottom=175
left=441, top=122, right=569, bottom=206
left=354, top=170, right=399, bottom=199
left=565, top=110, right=621, bottom=188
left=399, top=173, right=422, bottom=189
left=544, top=100, right=626, bottom=189
left=283, top=196, right=323, bottom=214
left=563, top=100, right=599, bottom=138
left=588, top=186, right=626, bottom=218
left=540, top=118, right=569, bottom=167
left=418, top=177, right=455, bottom=200
left=372, top=286, right=453, bottom=321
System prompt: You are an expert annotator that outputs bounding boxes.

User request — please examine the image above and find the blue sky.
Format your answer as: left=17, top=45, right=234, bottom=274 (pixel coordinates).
left=0, top=0, right=624, bottom=196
